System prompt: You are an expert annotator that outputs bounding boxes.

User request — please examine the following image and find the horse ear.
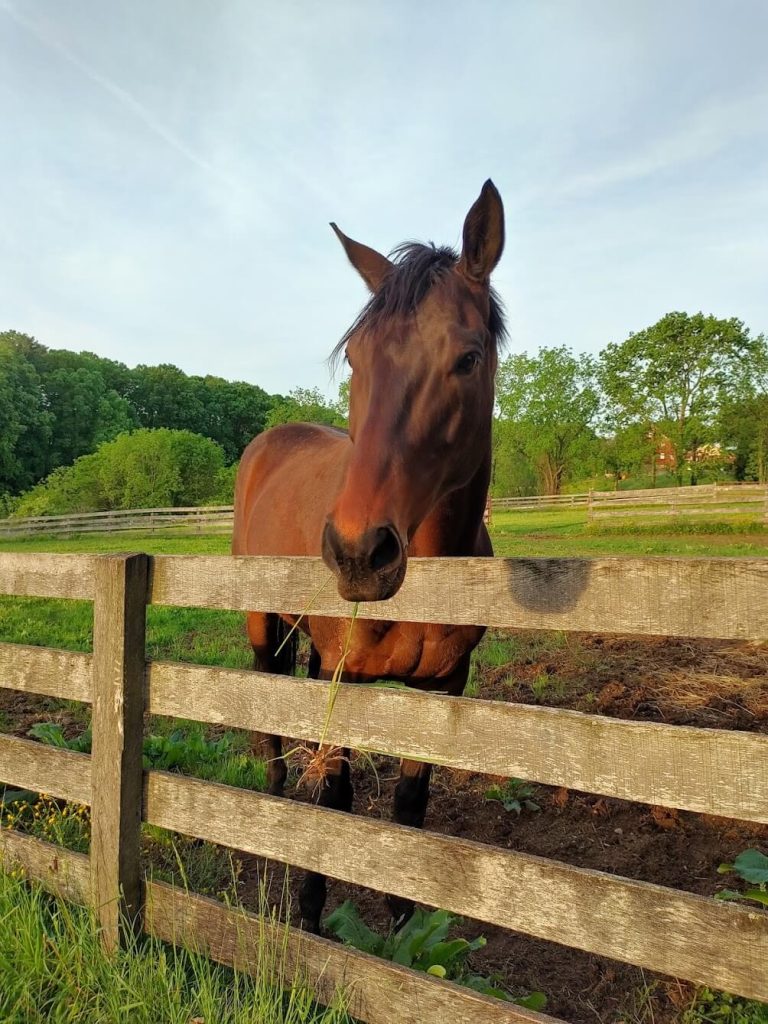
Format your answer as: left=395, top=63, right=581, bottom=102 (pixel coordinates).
left=330, top=223, right=393, bottom=293
left=458, top=179, right=505, bottom=283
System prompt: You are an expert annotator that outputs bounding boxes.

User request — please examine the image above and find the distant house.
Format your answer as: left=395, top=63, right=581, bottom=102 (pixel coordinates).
left=654, top=436, right=734, bottom=469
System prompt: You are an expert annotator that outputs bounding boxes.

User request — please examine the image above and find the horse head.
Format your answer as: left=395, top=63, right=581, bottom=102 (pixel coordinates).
left=322, top=180, right=506, bottom=602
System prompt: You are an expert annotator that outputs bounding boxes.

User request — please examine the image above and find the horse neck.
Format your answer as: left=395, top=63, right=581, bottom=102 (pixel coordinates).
left=410, top=445, right=492, bottom=557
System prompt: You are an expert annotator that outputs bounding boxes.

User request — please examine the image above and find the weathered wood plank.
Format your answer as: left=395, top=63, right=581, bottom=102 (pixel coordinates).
left=591, top=484, right=763, bottom=502
left=146, top=661, right=768, bottom=823
left=0, top=553, right=96, bottom=600
left=591, top=506, right=761, bottom=519
left=0, top=734, right=91, bottom=804
left=145, top=771, right=768, bottom=1001
left=150, top=555, right=768, bottom=639
left=145, top=882, right=556, bottom=1024
left=90, top=554, right=148, bottom=950
left=0, top=642, right=92, bottom=703
left=0, top=830, right=90, bottom=902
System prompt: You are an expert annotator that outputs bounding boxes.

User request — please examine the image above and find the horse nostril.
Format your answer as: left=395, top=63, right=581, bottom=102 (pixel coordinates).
left=322, top=521, right=346, bottom=569
left=369, top=526, right=401, bottom=572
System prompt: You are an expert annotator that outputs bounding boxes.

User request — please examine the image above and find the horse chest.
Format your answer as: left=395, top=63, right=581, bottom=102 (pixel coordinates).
left=312, top=619, right=483, bottom=686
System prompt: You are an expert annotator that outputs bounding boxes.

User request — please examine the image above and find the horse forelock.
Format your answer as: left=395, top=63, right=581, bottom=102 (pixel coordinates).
left=330, top=242, right=507, bottom=370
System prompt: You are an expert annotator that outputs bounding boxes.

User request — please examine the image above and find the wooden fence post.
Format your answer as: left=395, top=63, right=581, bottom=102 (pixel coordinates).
left=587, top=489, right=594, bottom=522
left=90, top=553, right=149, bottom=952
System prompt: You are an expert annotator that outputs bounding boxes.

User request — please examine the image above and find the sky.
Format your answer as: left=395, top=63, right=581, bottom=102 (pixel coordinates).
left=1, top=0, right=767, bottom=399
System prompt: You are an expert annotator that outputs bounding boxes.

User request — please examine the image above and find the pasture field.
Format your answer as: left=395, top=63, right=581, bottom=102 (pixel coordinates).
left=1, top=512, right=767, bottom=1023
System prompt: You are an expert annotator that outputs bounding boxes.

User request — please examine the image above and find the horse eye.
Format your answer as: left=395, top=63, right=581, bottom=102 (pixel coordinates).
left=455, top=352, right=479, bottom=375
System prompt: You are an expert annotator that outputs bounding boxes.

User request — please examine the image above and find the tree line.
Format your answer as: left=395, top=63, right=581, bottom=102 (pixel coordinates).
left=0, top=330, right=346, bottom=510
left=493, top=312, right=767, bottom=495
left=2, top=310, right=766, bottom=515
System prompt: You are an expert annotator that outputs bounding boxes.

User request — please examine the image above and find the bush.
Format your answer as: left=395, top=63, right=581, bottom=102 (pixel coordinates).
left=14, top=429, right=228, bottom=515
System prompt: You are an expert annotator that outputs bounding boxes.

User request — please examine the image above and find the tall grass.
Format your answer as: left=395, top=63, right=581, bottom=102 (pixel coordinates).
left=0, top=870, right=350, bottom=1024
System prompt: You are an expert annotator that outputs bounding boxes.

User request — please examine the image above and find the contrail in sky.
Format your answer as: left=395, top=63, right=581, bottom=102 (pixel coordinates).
left=2, top=0, right=233, bottom=184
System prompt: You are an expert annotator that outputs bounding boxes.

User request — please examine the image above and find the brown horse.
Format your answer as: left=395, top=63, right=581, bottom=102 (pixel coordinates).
left=232, top=180, right=506, bottom=932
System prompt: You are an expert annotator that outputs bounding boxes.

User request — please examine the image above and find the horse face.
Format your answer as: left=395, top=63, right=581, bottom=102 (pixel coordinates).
left=323, top=182, right=505, bottom=603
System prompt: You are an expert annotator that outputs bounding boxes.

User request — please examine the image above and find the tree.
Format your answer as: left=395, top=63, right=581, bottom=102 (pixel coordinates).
left=0, top=330, right=288, bottom=498
left=599, top=313, right=765, bottom=485
left=495, top=347, right=599, bottom=494
left=600, top=422, right=657, bottom=488
left=0, top=335, right=51, bottom=495
left=197, top=376, right=275, bottom=462
left=265, top=387, right=340, bottom=429
left=43, top=366, right=136, bottom=470
left=15, top=429, right=227, bottom=515
left=129, top=364, right=207, bottom=432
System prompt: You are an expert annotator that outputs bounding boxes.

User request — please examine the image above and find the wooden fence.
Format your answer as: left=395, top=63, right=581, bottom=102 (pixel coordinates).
left=1, top=552, right=768, bottom=1023
left=2, top=484, right=766, bottom=539
left=588, top=483, right=768, bottom=522
left=0, top=505, right=235, bottom=538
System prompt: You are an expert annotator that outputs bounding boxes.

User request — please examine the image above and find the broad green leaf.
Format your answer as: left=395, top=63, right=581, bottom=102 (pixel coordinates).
left=515, top=991, right=548, bottom=1011
left=423, top=939, right=472, bottom=971
left=322, top=900, right=383, bottom=956
left=0, top=788, right=38, bottom=808
left=732, top=849, right=768, bottom=885
left=463, top=975, right=511, bottom=1001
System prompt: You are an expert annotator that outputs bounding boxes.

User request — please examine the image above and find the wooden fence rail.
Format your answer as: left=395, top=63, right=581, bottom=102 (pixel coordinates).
left=588, top=483, right=767, bottom=522
left=1, top=551, right=767, bottom=1020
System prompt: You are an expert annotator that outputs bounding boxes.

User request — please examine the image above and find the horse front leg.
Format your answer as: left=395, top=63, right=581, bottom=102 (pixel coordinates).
left=386, top=757, right=433, bottom=923
left=385, top=653, right=471, bottom=923
left=298, top=744, right=353, bottom=933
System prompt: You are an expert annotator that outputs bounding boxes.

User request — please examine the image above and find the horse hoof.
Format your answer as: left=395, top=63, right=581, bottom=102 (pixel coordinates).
left=300, top=917, right=322, bottom=935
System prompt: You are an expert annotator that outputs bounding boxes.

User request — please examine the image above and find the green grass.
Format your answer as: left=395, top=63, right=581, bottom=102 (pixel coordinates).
left=0, top=530, right=231, bottom=555
left=0, top=870, right=350, bottom=1024
left=490, top=509, right=767, bottom=557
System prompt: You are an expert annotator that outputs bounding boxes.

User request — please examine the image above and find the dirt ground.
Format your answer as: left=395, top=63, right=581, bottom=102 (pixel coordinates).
left=2, top=631, right=767, bottom=1022
left=238, top=632, right=768, bottom=1023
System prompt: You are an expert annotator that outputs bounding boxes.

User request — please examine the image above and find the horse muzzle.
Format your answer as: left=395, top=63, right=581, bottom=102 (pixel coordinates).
left=321, top=520, right=407, bottom=602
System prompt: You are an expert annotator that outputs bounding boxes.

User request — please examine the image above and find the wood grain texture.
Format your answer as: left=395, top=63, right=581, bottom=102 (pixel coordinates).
left=0, top=642, right=92, bottom=703
left=0, top=830, right=90, bottom=903
left=0, top=553, right=96, bottom=600
left=146, top=661, right=768, bottom=823
left=145, top=882, right=558, bottom=1024
left=0, top=734, right=91, bottom=804
left=145, top=771, right=768, bottom=1001
left=90, top=553, right=148, bottom=950
left=150, top=554, right=768, bottom=639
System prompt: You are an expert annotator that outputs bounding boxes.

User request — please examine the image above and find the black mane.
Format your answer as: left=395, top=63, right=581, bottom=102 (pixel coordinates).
left=331, top=242, right=507, bottom=368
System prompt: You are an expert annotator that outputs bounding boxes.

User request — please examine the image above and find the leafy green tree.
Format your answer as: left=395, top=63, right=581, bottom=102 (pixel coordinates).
left=0, top=336, right=51, bottom=495
left=44, top=366, right=136, bottom=470
left=335, top=377, right=351, bottom=426
left=599, top=313, right=765, bottom=485
left=129, top=364, right=207, bottom=432
left=97, top=430, right=226, bottom=508
left=198, top=376, right=275, bottom=462
left=265, top=387, right=340, bottom=429
left=495, top=347, right=599, bottom=494
left=600, top=422, right=658, bottom=488
left=15, top=429, right=227, bottom=515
